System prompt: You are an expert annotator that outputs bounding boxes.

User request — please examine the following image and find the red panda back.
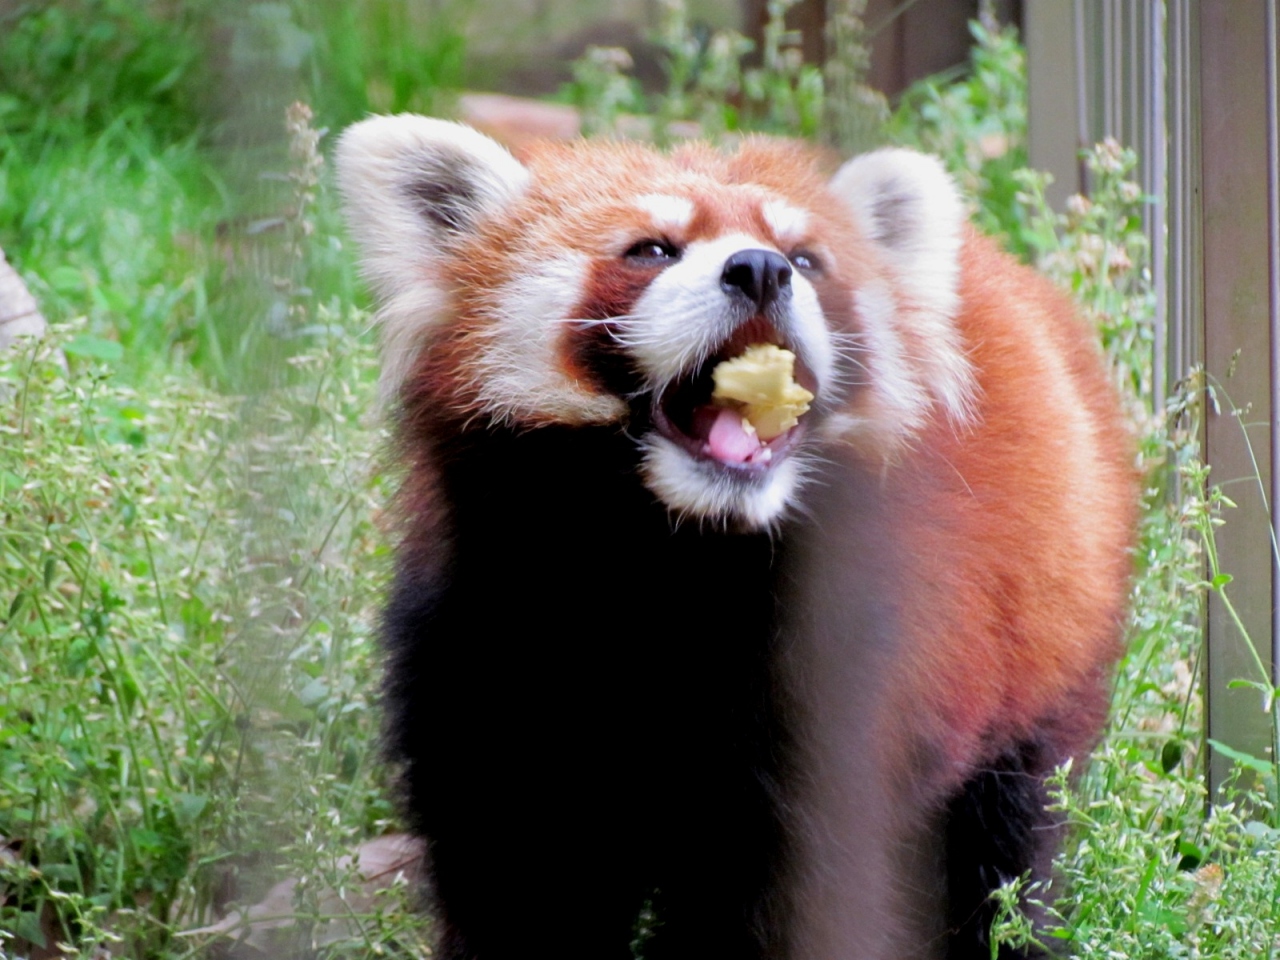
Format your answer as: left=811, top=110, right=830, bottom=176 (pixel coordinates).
left=780, top=231, right=1135, bottom=959
left=908, top=233, right=1134, bottom=761
left=825, top=231, right=1136, bottom=780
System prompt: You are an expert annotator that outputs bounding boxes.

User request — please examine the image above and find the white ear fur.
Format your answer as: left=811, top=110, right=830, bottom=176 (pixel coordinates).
left=336, top=115, right=529, bottom=292
left=335, top=114, right=530, bottom=398
left=829, top=148, right=964, bottom=319
left=828, top=148, right=976, bottom=431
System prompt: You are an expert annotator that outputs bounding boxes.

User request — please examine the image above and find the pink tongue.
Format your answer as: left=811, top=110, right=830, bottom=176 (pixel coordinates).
left=705, top=406, right=763, bottom=463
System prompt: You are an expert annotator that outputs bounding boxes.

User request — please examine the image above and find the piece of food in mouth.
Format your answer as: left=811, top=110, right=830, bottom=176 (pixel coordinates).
left=711, top=344, right=814, bottom=442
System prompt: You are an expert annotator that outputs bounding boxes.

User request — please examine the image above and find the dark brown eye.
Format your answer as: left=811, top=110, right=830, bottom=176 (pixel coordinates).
left=789, top=250, right=821, bottom=272
left=625, top=239, right=680, bottom=262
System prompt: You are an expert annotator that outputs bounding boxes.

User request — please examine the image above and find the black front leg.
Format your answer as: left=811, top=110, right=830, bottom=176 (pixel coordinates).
left=944, top=740, right=1059, bottom=960
left=426, top=823, right=648, bottom=960
left=385, top=568, right=655, bottom=960
left=380, top=426, right=794, bottom=960
left=635, top=644, right=794, bottom=960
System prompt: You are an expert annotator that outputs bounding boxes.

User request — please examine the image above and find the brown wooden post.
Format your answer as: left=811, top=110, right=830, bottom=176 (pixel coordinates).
left=1199, top=1, right=1280, bottom=795
left=739, top=0, right=1003, bottom=99
left=1026, top=1, right=1280, bottom=796
left=1025, top=1, right=1086, bottom=209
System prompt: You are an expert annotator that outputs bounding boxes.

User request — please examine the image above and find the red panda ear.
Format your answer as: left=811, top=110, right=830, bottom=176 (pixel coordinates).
left=336, top=114, right=530, bottom=298
left=336, top=115, right=530, bottom=399
left=829, top=148, right=977, bottom=432
left=828, top=148, right=965, bottom=324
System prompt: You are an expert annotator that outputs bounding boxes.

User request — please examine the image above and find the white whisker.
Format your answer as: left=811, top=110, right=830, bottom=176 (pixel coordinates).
left=556, top=314, right=644, bottom=327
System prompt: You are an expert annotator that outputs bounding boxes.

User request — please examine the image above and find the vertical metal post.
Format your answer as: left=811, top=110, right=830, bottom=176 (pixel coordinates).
left=1265, top=0, right=1280, bottom=695
left=1148, top=1, right=1166, bottom=410
left=1074, top=0, right=1090, bottom=192
left=1166, top=0, right=1202, bottom=390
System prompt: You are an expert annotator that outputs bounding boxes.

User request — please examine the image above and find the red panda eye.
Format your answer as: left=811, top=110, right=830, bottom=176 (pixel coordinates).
left=789, top=250, right=821, bottom=272
left=625, top=240, right=680, bottom=262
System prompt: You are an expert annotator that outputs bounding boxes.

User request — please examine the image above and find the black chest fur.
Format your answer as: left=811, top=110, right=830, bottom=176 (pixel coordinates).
left=381, top=425, right=797, bottom=958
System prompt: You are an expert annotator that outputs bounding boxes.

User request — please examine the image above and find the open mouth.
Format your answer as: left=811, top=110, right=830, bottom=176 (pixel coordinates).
left=650, top=319, right=816, bottom=471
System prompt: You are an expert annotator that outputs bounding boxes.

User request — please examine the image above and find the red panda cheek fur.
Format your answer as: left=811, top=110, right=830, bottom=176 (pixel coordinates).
left=335, top=117, right=1138, bottom=960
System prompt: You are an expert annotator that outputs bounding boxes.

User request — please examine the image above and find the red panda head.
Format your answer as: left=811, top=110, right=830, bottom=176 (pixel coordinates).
left=337, top=116, right=977, bottom=529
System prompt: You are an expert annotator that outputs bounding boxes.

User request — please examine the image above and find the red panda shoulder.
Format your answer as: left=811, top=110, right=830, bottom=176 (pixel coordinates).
left=878, top=231, right=1136, bottom=777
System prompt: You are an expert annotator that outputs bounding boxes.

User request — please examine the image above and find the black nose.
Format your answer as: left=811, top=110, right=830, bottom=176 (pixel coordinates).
left=721, top=249, right=792, bottom=311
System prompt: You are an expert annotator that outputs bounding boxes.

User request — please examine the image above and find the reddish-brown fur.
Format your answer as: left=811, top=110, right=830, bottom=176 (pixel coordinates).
left=775, top=234, right=1134, bottom=960
left=876, top=233, right=1135, bottom=790
left=343, top=124, right=1137, bottom=960
left=400, top=139, right=878, bottom=427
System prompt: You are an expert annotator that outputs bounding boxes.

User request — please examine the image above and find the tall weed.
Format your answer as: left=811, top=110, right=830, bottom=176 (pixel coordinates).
left=0, top=316, right=402, bottom=957
left=0, top=328, right=239, bottom=954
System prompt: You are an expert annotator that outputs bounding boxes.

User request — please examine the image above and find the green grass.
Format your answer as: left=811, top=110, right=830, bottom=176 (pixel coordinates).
left=0, top=0, right=226, bottom=383
left=1, top=3, right=1277, bottom=957
left=1, top=116, right=229, bottom=383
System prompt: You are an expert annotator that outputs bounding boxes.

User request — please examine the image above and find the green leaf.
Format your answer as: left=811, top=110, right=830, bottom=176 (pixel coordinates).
left=11, top=909, right=47, bottom=948
left=1210, top=572, right=1233, bottom=589
left=1208, top=739, right=1277, bottom=779
left=1176, top=838, right=1204, bottom=859
left=62, top=334, right=124, bottom=363
left=277, top=692, right=314, bottom=724
left=48, top=264, right=87, bottom=293
left=1243, top=819, right=1278, bottom=842
left=1226, top=678, right=1270, bottom=694
left=130, top=827, right=164, bottom=853
left=172, top=792, right=209, bottom=827
left=298, top=676, right=329, bottom=706
left=1175, top=836, right=1204, bottom=871
left=41, top=863, right=81, bottom=883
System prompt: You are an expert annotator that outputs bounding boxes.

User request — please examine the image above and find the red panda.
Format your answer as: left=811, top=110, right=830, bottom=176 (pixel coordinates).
left=336, top=116, right=1137, bottom=960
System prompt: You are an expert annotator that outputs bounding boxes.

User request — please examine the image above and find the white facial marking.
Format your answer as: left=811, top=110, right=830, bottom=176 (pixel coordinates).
left=788, top=271, right=835, bottom=398
left=621, top=230, right=834, bottom=529
left=641, top=434, right=807, bottom=529
left=856, top=281, right=930, bottom=433
left=475, top=253, right=626, bottom=425
left=762, top=199, right=809, bottom=248
left=634, top=194, right=695, bottom=234
left=335, top=116, right=531, bottom=402
left=628, top=232, right=761, bottom=385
